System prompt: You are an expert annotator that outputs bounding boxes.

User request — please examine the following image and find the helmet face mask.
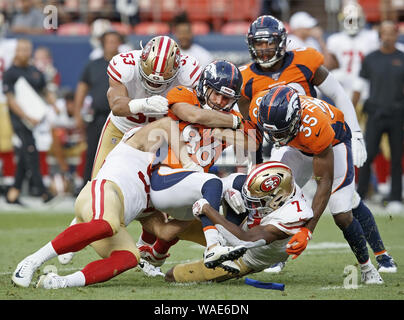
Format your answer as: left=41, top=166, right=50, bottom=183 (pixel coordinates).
left=139, top=36, right=181, bottom=94
left=196, top=60, right=242, bottom=112
left=242, top=161, right=295, bottom=217
left=247, top=15, right=287, bottom=68
left=258, top=85, right=302, bottom=148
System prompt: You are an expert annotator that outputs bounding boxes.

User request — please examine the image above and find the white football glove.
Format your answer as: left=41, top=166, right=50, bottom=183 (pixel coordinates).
left=183, top=161, right=204, bottom=173
left=192, top=198, right=209, bottom=218
left=128, top=96, right=168, bottom=114
left=351, top=131, right=367, bottom=168
left=224, top=188, right=245, bottom=214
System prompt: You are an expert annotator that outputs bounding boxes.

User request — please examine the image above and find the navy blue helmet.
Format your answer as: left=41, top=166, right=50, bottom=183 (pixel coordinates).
left=247, top=15, right=287, bottom=68
left=196, top=60, right=242, bottom=112
left=258, top=85, right=302, bottom=147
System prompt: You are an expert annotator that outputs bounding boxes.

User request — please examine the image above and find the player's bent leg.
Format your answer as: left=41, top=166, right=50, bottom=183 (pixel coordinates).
left=36, top=249, right=139, bottom=289
left=91, top=119, right=123, bottom=179
left=165, top=258, right=253, bottom=283
left=177, top=219, right=206, bottom=246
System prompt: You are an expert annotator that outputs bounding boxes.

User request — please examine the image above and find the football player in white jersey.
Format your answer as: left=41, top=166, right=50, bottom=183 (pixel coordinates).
left=326, top=2, right=379, bottom=99
left=326, top=2, right=397, bottom=273
left=11, top=116, right=204, bottom=289
left=165, top=161, right=314, bottom=283
left=57, top=36, right=245, bottom=265
left=0, top=14, right=17, bottom=192
left=93, top=35, right=239, bottom=178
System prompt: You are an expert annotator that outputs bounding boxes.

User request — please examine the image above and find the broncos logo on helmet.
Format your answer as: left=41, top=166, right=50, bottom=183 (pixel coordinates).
left=196, top=60, right=242, bottom=112
left=247, top=15, right=288, bottom=68
left=257, top=85, right=302, bottom=147
left=242, top=161, right=295, bottom=217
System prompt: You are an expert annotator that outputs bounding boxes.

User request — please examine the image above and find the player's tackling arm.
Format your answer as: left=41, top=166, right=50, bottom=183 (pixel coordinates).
left=198, top=203, right=288, bottom=244
left=305, top=145, right=334, bottom=233
left=106, top=77, right=132, bottom=116
left=171, top=102, right=241, bottom=129
left=129, top=117, right=200, bottom=170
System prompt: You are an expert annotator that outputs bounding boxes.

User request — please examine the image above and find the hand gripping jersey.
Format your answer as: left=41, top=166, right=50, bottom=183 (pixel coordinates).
left=251, top=92, right=351, bottom=155
left=106, top=50, right=202, bottom=133
left=240, top=183, right=313, bottom=271
left=240, top=47, right=324, bottom=100
left=156, top=86, right=259, bottom=172
left=94, top=127, right=155, bottom=226
left=326, top=29, right=379, bottom=95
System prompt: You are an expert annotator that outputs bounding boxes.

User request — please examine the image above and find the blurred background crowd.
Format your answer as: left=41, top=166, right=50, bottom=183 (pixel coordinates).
left=0, top=0, right=404, bottom=212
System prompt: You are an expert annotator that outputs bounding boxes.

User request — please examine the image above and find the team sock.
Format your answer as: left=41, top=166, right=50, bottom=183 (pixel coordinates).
left=138, top=227, right=157, bottom=247
left=152, top=237, right=179, bottom=257
left=200, top=178, right=223, bottom=247
left=81, top=250, right=138, bottom=286
left=342, top=218, right=369, bottom=264
left=352, top=200, right=386, bottom=254
left=51, top=219, right=113, bottom=255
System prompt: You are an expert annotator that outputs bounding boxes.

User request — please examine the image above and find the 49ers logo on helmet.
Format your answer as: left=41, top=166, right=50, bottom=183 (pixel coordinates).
left=260, top=175, right=281, bottom=192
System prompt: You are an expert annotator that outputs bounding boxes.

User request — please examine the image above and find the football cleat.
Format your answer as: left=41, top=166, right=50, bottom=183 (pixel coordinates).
left=58, top=252, right=75, bottom=265
left=361, top=264, right=384, bottom=285
left=11, top=256, right=42, bottom=288
left=219, top=260, right=240, bottom=274
left=203, top=244, right=247, bottom=269
left=139, top=259, right=165, bottom=277
left=36, top=272, right=67, bottom=289
left=263, top=262, right=286, bottom=274
left=138, top=245, right=169, bottom=267
left=376, top=253, right=397, bottom=273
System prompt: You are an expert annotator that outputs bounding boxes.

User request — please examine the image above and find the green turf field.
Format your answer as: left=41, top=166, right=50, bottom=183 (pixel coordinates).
left=1, top=210, right=403, bottom=300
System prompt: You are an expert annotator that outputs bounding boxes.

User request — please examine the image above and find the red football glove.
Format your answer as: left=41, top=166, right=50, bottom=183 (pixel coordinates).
left=286, top=227, right=312, bottom=259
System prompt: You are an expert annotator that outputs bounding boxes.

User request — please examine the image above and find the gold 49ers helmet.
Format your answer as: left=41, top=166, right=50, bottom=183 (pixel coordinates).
left=139, top=36, right=181, bottom=93
left=242, top=161, right=295, bottom=216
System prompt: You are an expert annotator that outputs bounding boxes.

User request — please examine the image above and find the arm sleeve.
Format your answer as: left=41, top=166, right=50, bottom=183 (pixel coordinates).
left=316, top=72, right=361, bottom=132
left=2, top=69, right=15, bottom=94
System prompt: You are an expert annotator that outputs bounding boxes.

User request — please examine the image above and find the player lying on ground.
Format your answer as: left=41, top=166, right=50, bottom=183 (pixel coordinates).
left=137, top=60, right=262, bottom=272
left=11, top=117, right=204, bottom=289
left=164, top=161, right=314, bottom=282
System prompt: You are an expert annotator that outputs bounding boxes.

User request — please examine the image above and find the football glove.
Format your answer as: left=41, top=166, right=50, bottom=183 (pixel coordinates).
left=224, top=188, right=245, bottom=214
left=286, top=227, right=312, bottom=259
left=128, top=95, right=168, bottom=114
left=351, top=131, right=367, bottom=168
left=192, top=198, right=209, bottom=218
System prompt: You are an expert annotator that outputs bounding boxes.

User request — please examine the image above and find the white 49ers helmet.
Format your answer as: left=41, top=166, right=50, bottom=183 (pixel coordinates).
left=338, top=2, right=365, bottom=36
left=242, top=161, right=295, bottom=216
left=139, top=36, right=181, bottom=93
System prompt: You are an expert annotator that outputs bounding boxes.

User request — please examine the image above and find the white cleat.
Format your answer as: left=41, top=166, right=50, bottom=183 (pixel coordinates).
left=58, top=252, right=75, bottom=265
left=11, top=256, right=42, bottom=288
left=139, top=259, right=165, bottom=277
left=204, top=244, right=247, bottom=269
left=361, top=264, right=384, bottom=285
left=36, top=272, right=67, bottom=289
left=220, top=260, right=240, bottom=274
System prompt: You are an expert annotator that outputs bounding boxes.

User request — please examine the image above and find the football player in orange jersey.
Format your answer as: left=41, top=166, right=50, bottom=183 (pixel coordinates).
left=141, top=60, right=261, bottom=272
left=254, top=85, right=383, bottom=284
left=243, top=15, right=395, bottom=273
